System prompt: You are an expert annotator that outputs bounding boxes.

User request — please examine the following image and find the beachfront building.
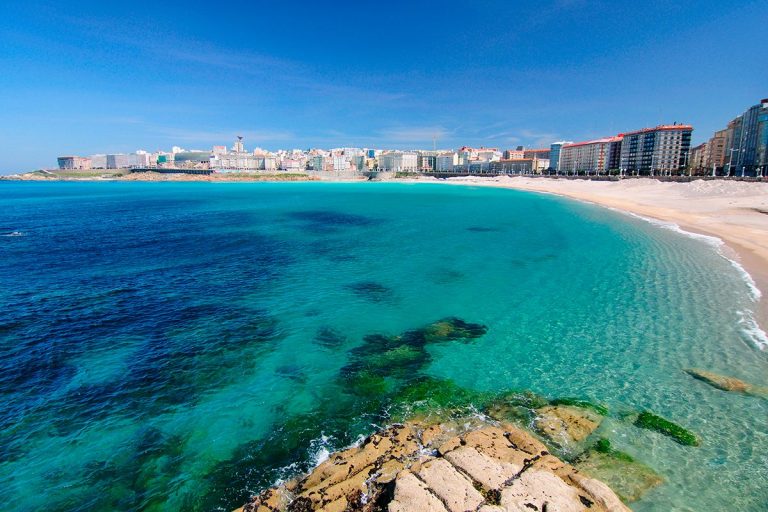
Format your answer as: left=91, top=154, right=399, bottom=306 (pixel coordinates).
left=417, top=151, right=438, bottom=172
left=704, top=129, right=728, bottom=174
left=57, top=156, right=92, bottom=170
left=523, top=149, right=551, bottom=172
left=559, top=136, right=622, bottom=174
left=332, top=155, right=350, bottom=172
left=723, top=99, right=768, bottom=176
left=208, top=136, right=280, bottom=172
left=688, top=143, right=708, bottom=174
left=758, top=101, right=768, bottom=176
left=489, top=159, right=534, bottom=174
left=476, top=148, right=502, bottom=162
left=436, top=152, right=458, bottom=171
left=549, top=141, right=573, bottom=172
left=378, top=151, right=418, bottom=172
left=211, top=152, right=260, bottom=171
left=618, top=125, right=692, bottom=175
left=503, top=148, right=525, bottom=160
left=310, top=155, right=329, bottom=171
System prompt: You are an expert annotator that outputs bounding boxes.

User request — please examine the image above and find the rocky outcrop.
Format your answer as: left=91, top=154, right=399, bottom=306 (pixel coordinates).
left=684, top=369, right=768, bottom=398
left=534, top=405, right=603, bottom=446
left=237, top=420, right=631, bottom=512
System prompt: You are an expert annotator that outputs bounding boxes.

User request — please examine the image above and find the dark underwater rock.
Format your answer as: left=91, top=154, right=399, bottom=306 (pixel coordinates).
left=344, top=281, right=395, bottom=303
left=466, top=226, right=500, bottom=232
left=286, top=210, right=380, bottom=234
left=429, top=267, right=465, bottom=285
left=313, top=326, right=347, bottom=348
left=341, top=318, right=488, bottom=383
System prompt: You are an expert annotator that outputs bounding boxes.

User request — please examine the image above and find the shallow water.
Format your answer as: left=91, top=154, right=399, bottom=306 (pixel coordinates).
left=0, top=181, right=766, bottom=511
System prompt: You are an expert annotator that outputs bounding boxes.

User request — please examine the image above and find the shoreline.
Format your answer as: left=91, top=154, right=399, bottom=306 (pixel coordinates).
left=416, top=176, right=768, bottom=347
left=5, top=172, right=767, bottom=346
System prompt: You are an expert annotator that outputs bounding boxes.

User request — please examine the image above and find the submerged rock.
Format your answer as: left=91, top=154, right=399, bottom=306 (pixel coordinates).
left=550, top=397, right=609, bottom=416
left=237, top=420, right=630, bottom=512
left=684, top=368, right=767, bottom=397
left=313, top=327, right=347, bottom=349
left=633, top=411, right=700, bottom=447
left=575, top=439, right=663, bottom=503
left=534, top=405, right=603, bottom=446
left=345, top=281, right=395, bottom=303
left=340, top=318, right=488, bottom=396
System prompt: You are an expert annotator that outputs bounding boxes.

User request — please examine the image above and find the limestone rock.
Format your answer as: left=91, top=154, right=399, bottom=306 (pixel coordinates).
left=388, top=472, right=447, bottom=512
left=684, top=368, right=767, bottom=397
left=534, top=405, right=602, bottom=446
left=416, top=457, right=485, bottom=512
left=501, top=469, right=590, bottom=512
left=238, top=421, right=631, bottom=512
left=575, top=450, right=662, bottom=503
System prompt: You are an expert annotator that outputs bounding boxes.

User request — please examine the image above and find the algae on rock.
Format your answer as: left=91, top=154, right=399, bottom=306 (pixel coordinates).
left=634, top=411, right=700, bottom=446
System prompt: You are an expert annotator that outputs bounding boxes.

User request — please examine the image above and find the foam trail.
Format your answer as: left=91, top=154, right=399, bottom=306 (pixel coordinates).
left=737, top=311, right=768, bottom=351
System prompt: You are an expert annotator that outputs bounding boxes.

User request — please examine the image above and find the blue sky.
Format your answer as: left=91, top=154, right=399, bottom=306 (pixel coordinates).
left=0, top=0, right=765, bottom=173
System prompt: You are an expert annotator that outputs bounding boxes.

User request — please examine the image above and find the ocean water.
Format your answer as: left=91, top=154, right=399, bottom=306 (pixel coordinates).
left=0, top=181, right=766, bottom=512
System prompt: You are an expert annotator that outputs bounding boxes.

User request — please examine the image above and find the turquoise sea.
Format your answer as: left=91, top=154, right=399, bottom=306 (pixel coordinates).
left=0, top=181, right=766, bottom=511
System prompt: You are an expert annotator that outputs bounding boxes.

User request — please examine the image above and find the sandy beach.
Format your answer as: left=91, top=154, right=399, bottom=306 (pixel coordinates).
left=431, top=176, right=768, bottom=332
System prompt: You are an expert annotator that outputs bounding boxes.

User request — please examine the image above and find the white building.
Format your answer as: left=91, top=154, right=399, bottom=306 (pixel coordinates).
left=436, top=152, right=459, bottom=171
left=332, top=155, right=350, bottom=171
left=378, top=151, right=418, bottom=172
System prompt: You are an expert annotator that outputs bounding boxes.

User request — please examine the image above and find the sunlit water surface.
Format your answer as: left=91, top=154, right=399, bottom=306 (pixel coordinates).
left=0, top=182, right=766, bottom=511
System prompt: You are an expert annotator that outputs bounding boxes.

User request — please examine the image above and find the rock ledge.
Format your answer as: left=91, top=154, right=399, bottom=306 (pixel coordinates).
left=237, top=420, right=630, bottom=512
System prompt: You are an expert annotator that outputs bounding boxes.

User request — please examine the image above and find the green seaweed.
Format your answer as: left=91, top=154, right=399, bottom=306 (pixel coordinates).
left=389, top=376, right=495, bottom=418
left=346, top=370, right=390, bottom=397
left=634, top=411, right=700, bottom=446
left=593, top=438, right=634, bottom=462
left=551, top=397, right=609, bottom=416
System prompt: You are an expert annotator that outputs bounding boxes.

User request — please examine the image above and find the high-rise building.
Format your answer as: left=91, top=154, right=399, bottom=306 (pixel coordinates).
left=559, top=136, right=622, bottom=174
left=705, top=129, right=728, bottom=173
left=549, top=141, right=573, bottom=171
left=618, top=125, right=692, bottom=175
left=725, top=99, right=768, bottom=176
left=689, top=143, right=707, bottom=174
left=757, top=100, right=768, bottom=176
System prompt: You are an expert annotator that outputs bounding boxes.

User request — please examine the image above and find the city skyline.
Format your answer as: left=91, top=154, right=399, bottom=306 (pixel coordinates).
left=1, top=0, right=767, bottom=174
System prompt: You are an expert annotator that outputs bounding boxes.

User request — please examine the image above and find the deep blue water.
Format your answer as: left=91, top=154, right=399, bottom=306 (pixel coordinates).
left=0, top=181, right=766, bottom=511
